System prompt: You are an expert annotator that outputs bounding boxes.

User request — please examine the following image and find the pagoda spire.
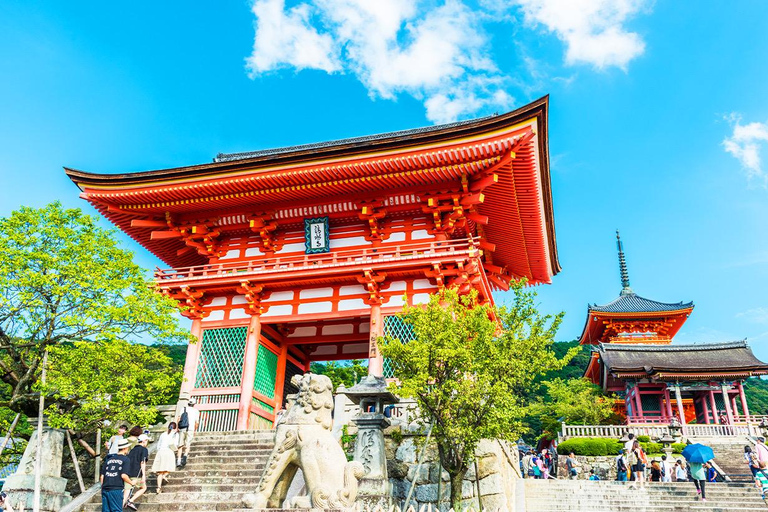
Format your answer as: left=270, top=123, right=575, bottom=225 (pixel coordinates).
left=616, top=229, right=633, bottom=296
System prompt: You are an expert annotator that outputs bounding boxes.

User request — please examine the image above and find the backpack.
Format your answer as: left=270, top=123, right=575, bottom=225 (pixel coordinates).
left=639, top=449, right=648, bottom=465
left=617, top=457, right=627, bottom=472
left=178, top=407, right=189, bottom=430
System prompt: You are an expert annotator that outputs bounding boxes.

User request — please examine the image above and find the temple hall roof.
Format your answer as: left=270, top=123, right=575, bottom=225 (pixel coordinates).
left=598, top=341, right=768, bottom=379
left=589, top=293, right=694, bottom=314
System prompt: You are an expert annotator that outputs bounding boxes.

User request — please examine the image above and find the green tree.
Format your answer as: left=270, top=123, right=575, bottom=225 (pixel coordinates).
left=0, top=202, right=190, bottom=418
left=310, top=359, right=367, bottom=389
left=39, top=340, right=181, bottom=432
left=744, top=377, right=768, bottom=416
left=380, top=285, right=574, bottom=508
left=529, top=378, right=620, bottom=441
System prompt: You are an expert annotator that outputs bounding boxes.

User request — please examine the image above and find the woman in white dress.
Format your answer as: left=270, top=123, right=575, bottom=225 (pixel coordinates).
left=152, top=422, right=179, bottom=493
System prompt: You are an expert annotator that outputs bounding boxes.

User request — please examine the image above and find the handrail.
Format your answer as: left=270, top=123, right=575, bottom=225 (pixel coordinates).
left=156, top=238, right=476, bottom=282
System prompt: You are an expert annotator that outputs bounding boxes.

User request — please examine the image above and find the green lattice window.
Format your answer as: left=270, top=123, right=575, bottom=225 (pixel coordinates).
left=254, top=344, right=278, bottom=399
left=195, top=327, right=247, bottom=388
left=640, top=394, right=661, bottom=416
left=383, top=315, right=415, bottom=379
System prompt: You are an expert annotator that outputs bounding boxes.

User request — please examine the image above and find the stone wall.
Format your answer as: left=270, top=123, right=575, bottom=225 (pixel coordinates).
left=555, top=454, right=618, bottom=481
left=380, top=431, right=519, bottom=511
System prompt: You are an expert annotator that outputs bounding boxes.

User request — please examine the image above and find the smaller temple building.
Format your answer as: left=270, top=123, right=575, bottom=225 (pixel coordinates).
left=581, top=232, right=768, bottom=430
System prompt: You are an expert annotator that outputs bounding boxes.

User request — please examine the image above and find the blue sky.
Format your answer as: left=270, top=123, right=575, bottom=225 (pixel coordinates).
left=2, top=1, right=768, bottom=358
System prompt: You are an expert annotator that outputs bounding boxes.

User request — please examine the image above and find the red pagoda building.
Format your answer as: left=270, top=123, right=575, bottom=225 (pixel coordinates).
left=66, top=97, right=559, bottom=432
left=581, top=232, right=768, bottom=431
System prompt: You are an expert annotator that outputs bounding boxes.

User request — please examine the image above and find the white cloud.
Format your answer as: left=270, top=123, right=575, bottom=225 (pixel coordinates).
left=723, top=113, right=768, bottom=186
left=246, top=0, right=341, bottom=75
left=737, top=307, right=768, bottom=325
left=246, top=0, right=653, bottom=122
left=247, top=0, right=512, bottom=123
left=514, top=0, right=650, bottom=69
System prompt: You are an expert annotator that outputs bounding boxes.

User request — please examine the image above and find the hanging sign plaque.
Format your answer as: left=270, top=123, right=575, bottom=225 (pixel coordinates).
left=304, top=216, right=330, bottom=254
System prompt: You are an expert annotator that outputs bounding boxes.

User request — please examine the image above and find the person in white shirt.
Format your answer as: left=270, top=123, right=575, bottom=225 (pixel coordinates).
left=661, top=455, right=673, bottom=482
left=624, top=433, right=636, bottom=453
left=176, top=398, right=200, bottom=467
left=105, top=425, right=128, bottom=455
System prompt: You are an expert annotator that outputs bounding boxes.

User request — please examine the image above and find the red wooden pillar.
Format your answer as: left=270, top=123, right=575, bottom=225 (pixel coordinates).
left=738, top=381, right=751, bottom=422
left=721, top=383, right=735, bottom=425
left=664, top=388, right=674, bottom=419
left=274, top=343, right=288, bottom=412
left=633, top=386, right=644, bottom=422
left=237, top=314, right=262, bottom=431
left=701, top=394, right=711, bottom=424
left=708, top=389, right=720, bottom=424
left=368, top=304, right=384, bottom=377
left=180, top=318, right=203, bottom=398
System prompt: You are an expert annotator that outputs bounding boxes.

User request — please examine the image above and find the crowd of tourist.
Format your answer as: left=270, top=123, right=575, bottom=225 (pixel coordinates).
left=518, top=432, right=768, bottom=505
left=98, top=398, right=200, bottom=512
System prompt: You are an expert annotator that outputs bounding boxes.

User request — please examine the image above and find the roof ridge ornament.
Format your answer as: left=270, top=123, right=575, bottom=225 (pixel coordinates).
left=616, top=229, right=634, bottom=296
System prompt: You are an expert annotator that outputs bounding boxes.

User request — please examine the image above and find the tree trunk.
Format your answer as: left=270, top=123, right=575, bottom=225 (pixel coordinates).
left=449, top=468, right=468, bottom=510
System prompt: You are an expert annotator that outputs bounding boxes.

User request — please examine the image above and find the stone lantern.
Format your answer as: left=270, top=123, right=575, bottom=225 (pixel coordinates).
left=669, top=417, right=683, bottom=442
left=659, top=433, right=675, bottom=459
left=344, top=375, right=399, bottom=507
left=759, top=417, right=768, bottom=438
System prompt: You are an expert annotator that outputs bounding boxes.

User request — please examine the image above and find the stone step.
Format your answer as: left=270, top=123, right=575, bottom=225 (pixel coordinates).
left=187, top=449, right=274, bottom=457
left=81, top=501, right=244, bottom=512
left=176, top=469, right=265, bottom=479
left=190, top=443, right=274, bottom=450
left=181, top=457, right=268, bottom=466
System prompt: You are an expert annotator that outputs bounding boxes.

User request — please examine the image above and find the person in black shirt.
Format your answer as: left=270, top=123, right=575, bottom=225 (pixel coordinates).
left=101, top=438, right=132, bottom=512
left=123, top=434, right=150, bottom=511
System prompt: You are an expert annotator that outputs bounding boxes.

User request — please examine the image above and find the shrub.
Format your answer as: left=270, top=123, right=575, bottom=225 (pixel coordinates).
left=557, top=438, right=623, bottom=456
left=636, top=435, right=651, bottom=443
left=641, top=441, right=663, bottom=454
left=672, top=443, right=686, bottom=454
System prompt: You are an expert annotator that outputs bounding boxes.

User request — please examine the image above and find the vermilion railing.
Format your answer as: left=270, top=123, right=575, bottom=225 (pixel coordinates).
left=155, top=237, right=477, bottom=283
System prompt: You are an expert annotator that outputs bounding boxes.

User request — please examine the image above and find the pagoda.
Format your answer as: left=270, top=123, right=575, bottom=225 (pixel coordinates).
left=66, top=97, right=559, bottom=432
left=581, top=232, right=768, bottom=429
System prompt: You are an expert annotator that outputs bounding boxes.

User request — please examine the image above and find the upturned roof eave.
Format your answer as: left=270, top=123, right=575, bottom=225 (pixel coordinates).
left=64, top=96, right=550, bottom=188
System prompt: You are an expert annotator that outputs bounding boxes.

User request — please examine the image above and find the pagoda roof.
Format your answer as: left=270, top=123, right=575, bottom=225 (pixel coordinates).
left=65, top=97, right=560, bottom=284
left=589, top=292, right=694, bottom=314
left=598, top=341, right=768, bottom=380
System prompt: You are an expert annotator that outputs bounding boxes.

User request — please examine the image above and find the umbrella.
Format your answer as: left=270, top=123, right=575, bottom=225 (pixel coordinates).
left=682, top=443, right=715, bottom=463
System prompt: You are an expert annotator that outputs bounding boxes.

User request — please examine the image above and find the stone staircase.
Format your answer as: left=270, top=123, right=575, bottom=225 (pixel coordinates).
left=525, top=479, right=767, bottom=511
left=690, top=437, right=755, bottom=482
left=79, top=430, right=274, bottom=512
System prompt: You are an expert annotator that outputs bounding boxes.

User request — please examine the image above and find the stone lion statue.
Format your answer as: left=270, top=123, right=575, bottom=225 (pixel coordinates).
left=242, top=373, right=364, bottom=510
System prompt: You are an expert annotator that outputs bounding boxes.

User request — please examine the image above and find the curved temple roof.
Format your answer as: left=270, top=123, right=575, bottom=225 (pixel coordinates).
left=598, top=341, right=768, bottom=379
left=65, top=97, right=560, bottom=284
left=589, top=293, right=694, bottom=313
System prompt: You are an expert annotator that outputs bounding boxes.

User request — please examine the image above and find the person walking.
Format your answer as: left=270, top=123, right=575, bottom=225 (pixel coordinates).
left=152, top=422, right=179, bottom=494
left=706, top=462, right=718, bottom=482
left=690, top=461, right=707, bottom=501
left=661, top=455, right=673, bottom=482
left=123, top=434, right=150, bottom=511
left=745, top=445, right=760, bottom=477
left=541, top=448, right=553, bottom=479
left=650, top=460, right=662, bottom=482
left=756, top=437, right=768, bottom=470
left=105, top=425, right=128, bottom=455
left=616, top=449, right=628, bottom=482
left=176, top=398, right=200, bottom=467
left=565, top=452, right=579, bottom=480
left=100, top=438, right=132, bottom=512
left=675, top=460, right=687, bottom=482
left=631, top=440, right=646, bottom=483
left=522, top=451, right=534, bottom=478
left=624, top=433, right=636, bottom=453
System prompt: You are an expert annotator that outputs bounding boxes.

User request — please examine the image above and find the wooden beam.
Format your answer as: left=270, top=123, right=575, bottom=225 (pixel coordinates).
left=151, top=230, right=183, bottom=240
left=131, top=219, right=167, bottom=228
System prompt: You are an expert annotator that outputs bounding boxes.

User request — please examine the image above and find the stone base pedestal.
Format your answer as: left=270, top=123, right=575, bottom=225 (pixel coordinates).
left=353, top=413, right=392, bottom=507
left=2, top=426, right=71, bottom=512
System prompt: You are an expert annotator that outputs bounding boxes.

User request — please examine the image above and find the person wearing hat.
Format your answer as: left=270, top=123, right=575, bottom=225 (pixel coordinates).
left=176, top=397, right=200, bottom=467
left=123, top=434, right=150, bottom=511
left=100, top=438, right=132, bottom=512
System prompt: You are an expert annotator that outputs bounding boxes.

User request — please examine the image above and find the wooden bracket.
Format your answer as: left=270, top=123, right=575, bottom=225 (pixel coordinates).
left=249, top=213, right=281, bottom=253
left=358, top=200, right=388, bottom=242
left=163, top=286, right=210, bottom=319
left=237, top=281, right=272, bottom=316
left=357, top=270, right=387, bottom=305
left=152, top=213, right=223, bottom=259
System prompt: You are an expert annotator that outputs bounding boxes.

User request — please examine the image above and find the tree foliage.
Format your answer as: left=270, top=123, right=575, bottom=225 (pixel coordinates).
left=380, top=284, right=573, bottom=508
left=744, top=377, right=768, bottom=416
left=310, top=359, right=367, bottom=390
left=39, top=340, right=181, bottom=433
left=0, top=202, right=190, bottom=415
left=528, top=377, right=620, bottom=440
